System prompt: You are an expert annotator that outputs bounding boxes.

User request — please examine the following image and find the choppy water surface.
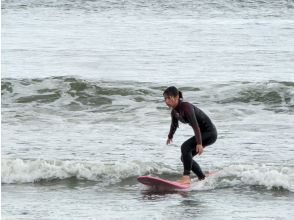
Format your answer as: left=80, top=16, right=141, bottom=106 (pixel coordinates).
left=2, top=0, right=294, bottom=219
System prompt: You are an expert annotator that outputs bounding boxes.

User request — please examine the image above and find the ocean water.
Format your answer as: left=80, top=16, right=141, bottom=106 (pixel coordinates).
left=2, top=0, right=294, bottom=219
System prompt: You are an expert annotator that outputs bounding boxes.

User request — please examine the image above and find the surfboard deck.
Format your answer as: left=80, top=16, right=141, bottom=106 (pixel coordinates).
left=137, top=176, right=190, bottom=190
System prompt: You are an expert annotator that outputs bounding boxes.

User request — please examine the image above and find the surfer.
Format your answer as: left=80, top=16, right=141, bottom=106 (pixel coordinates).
left=164, top=86, right=217, bottom=184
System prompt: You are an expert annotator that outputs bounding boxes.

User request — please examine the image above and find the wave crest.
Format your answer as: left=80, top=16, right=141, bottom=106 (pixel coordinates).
left=1, top=158, right=173, bottom=184
left=2, top=159, right=294, bottom=192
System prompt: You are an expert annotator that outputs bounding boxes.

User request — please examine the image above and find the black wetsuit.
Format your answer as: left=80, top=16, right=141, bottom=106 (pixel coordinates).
left=168, top=100, right=217, bottom=179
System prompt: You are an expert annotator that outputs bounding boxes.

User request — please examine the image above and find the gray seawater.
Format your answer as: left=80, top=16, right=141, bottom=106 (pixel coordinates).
left=2, top=0, right=294, bottom=219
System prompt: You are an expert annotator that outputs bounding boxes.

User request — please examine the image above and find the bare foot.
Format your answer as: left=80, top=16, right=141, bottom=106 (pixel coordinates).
left=176, top=175, right=191, bottom=184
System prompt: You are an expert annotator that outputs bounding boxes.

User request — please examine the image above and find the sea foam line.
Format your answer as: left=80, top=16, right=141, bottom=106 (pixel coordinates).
left=1, top=158, right=173, bottom=184
left=217, top=164, right=294, bottom=192
left=2, top=159, right=293, bottom=192
left=189, top=164, right=294, bottom=192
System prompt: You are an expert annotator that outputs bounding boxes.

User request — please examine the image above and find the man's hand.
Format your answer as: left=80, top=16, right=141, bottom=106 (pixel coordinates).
left=166, top=138, right=173, bottom=145
left=196, top=144, right=204, bottom=155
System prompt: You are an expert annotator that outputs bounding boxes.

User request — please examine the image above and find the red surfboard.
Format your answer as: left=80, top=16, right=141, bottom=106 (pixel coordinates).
left=137, top=176, right=190, bottom=190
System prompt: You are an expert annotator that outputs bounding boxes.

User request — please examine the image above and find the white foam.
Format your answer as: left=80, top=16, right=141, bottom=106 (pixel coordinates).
left=2, top=159, right=293, bottom=192
left=1, top=158, right=174, bottom=184
left=219, top=164, right=294, bottom=191
left=190, top=164, right=294, bottom=192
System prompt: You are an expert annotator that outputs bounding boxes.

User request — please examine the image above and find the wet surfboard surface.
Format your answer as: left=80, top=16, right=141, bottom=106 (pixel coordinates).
left=137, top=176, right=190, bottom=190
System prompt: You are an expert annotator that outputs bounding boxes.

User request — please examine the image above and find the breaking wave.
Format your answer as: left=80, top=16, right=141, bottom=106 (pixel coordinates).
left=2, top=159, right=294, bottom=192
left=1, top=158, right=175, bottom=185
left=192, top=164, right=294, bottom=193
